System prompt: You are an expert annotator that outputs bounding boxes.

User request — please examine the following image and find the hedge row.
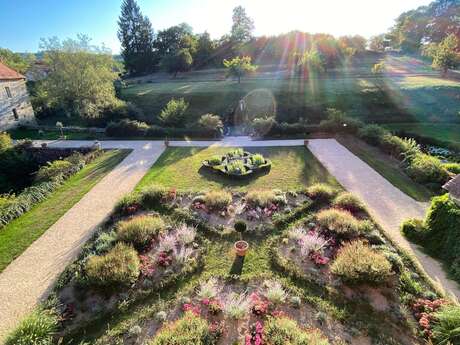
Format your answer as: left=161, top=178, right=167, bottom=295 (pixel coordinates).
left=0, top=148, right=104, bottom=228
left=105, top=119, right=223, bottom=139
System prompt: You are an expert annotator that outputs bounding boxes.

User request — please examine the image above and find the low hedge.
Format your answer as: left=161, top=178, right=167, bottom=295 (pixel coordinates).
left=106, top=119, right=223, bottom=139
left=0, top=149, right=103, bottom=229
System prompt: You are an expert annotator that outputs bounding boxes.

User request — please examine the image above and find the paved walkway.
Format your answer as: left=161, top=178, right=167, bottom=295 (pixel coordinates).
left=308, top=139, right=460, bottom=298
left=1, top=137, right=459, bottom=340
left=0, top=141, right=165, bottom=340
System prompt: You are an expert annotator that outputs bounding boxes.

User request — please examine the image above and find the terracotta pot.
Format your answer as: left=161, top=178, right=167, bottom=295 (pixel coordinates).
left=234, top=240, right=249, bottom=256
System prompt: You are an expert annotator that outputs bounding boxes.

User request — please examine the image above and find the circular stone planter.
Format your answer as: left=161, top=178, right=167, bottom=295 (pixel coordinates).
left=202, top=150, right=271, bottom=179
left=234, top=240, right=249, bottom=256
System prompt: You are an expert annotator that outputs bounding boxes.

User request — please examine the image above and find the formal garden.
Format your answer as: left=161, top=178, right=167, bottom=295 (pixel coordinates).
left=6, top=145, right=460, bottom=345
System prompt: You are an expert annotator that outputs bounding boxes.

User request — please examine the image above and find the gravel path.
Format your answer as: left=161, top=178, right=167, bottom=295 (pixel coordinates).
left=308, top=139, right=460, bottom=298
left=0, top=141, right=165, bottom=340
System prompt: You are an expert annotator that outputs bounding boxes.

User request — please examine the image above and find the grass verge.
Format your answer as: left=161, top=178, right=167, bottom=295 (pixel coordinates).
left=136, top=146, right=340, bottom=192
left=0, top=149, right=130, bottom=272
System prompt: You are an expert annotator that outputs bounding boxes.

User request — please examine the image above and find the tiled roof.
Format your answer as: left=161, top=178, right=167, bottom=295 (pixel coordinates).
left=443, top=174, right=460, bottom=198
left=0, top=61, right=25, bottom=80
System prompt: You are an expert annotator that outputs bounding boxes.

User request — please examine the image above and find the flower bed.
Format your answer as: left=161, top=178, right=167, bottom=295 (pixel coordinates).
left=202, top=148, right=271, bottom=178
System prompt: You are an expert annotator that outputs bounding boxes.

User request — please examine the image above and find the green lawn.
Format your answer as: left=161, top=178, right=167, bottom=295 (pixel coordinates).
left=136, top=146, right=340, bottom=192
left=337, top=136, right=434, bottom=202
left=0, top=149, right=129, bottom=272
left=384, top=123, right=460, bottom=145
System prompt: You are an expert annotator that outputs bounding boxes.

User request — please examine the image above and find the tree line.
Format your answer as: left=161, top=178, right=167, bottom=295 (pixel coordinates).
left=117, top=0, right=368, bottom=76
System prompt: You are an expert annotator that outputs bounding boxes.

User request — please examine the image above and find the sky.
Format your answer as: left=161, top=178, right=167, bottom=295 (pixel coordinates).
left=0, top=0, right=433, bottom=54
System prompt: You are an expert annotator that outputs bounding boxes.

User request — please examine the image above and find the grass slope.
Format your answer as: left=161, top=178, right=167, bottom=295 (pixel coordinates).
left=384, top=123, right=460, bottom=145
left=0, top=150, right=129, bottom=272
left=337, top=135, right=434, bottom=202
left=136, top=146, right=340, bottom=192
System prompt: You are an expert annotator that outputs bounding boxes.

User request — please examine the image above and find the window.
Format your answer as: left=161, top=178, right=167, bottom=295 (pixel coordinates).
left=5, top=86, right=12, bottom=98
left=12, top=108, right=18, bottom=120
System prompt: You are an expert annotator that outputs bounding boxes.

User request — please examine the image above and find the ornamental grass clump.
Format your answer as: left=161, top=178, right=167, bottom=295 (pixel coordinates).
left=203, top=190, right=232, bottom=210
left=117, top=215, right=165, bottom=249
left=251, top=153, right=265, bottom=166
left=432, top=304, right=460, bottom=344
left=299, top=232, right=329, bottom=257
left=331, top=241, right=392, bottom=285
left=246, top=190, right=279, bottom=208
left=139, top=185, right=168, bottom=209
left=264, top=280, right=287, bottom=305
left=197, top=278, right=221, bottom=300
left=305, top=183, right=338, bottom=202
left=332, top=192, right=366, bottom=213
left=149, top=312, right=212, bottom=345
left=207, top=155, right=222, bottom=166
left=176, top=224, right=196, bottom=245
left=224, top=292, right=250, bottom=319
left=5, top=309, right=58, bottom=345
left=226, top=160, right=246, bottom=175
left=85, top=242, right=140, bottom=287
left=264, top=316, right=330, bottom=345
left=316, top=209, right=361, bottom=238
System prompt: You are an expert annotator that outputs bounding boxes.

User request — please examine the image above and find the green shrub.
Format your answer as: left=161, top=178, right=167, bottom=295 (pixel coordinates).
left=380, top=134, right=412, bottom=158
left=159, top=98, right=189, bottom=127
left=318, top=108, right=363, bottom=134
left=432, top=304, right=460, bottom=345
left=316, top=208, right=361, bottom=238
left=332, top=192, right=366, bottom=213
left=246, top=190, right=278, bottom=207
left=226, top=160, right=246, bottom=175
left=198, top=114, right=223, bottom=131
left=358, top=124, right=388, bottom=146
left=305, top=183, right=338, bottom=202
left=234, top=220, right=247, bottom=233
left=85, top=242, right=140, bottom=287
left=0, top=132, right=13, bottom=153
left=228, top=148, right=244, bottom=157
left=35, top=160, right=74, bottom=182
left=5, top=309, right=58, bottom=345
left=252, top=116, right=276, bottom=136
left=401, top=218, right=426, bottom=242
left=251, top=153, right=265, bottom=166
left=405, top=153, right=449, bottom=185
left=150, top=312, right=214, bottom=345
left=106, top=119, right=149, bottom=137
left=443, top=163, right=460, bottom=175
left=331, top=241, right=393, bottom=285
left=139, top=185, right=167, bottom=209
left=94, top=230, right=117, bottom=254
left=207, top=155, right=222, bottom=166
left=203, top=190, right=232, bottom=210
left=264, top=316, right=329, bottom=345
left=114, top=193, right=141, bottom=215
left=117, top=215, right=165, bottom=249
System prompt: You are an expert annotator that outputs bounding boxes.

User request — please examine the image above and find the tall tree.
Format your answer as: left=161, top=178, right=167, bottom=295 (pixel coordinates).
left=117, top=0, right=155, bottom=75
left=231, top=6, right=254, bottom=44
left=430, top=34, right=459, bottom=75
left=0, top=48, right=35, bottom=74
left=223, top=56, right=257, bottom=83
left=194, top=32, right=215, bottom=68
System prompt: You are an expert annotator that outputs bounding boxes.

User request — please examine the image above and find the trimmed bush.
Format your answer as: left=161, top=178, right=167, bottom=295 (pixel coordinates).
left=401, top=218, right=426, bottom=242
left=331, top=241, right=393, bottom=285
left=432, top=304, right=460, bottom=345
left=35, top=160, right=74, bottom=182
left=305, top=183, right=338, bottom=202
left=150, top=312, right=214, bottom=345
left=203, top=190, right=232, bottom=210
left=318, top=108, right=363, bottom=134
left=234, top=220, right=247, bottom=233
left=405, top=153, right=449, bottom=185
left=0, top=132, right=13, bottom=153
left=159, top=98, right=189, bottom=127
left=358, top=124, right=389, bottom=146
left=114, top=193, right=141, bottom=215
left=264, top=316, right=330, bottom=345
left=106, top=119, right=149, bottom=137
left=85, top=242, right=140, bottom=287
left=117, top=215, right=165, bottom=249
left=332, top=192, right=366, bottom=213
left=139, top=185, right=167, bottom=209
left=198, top=114, right=223, bottom=132
left=443, top=163, right=460, bottom=175
left=316, top=208, right=361, bottom=238
left=5, top=309, right=58, bottom=345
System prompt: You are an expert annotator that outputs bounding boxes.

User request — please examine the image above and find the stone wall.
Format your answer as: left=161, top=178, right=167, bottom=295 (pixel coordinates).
left=0, top=79, right=35, bottom=130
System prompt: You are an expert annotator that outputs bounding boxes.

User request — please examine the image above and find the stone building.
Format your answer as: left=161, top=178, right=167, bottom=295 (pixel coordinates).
left=0, top=61, right=35, bottom=130
left=443, top=174, right=460, bottom=206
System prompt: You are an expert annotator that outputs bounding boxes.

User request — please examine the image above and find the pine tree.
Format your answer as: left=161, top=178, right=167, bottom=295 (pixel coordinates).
left=117, top=0, right=155, bottom=75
